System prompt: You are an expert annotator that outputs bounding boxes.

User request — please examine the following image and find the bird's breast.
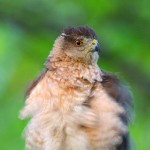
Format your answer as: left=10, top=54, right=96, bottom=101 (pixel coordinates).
left=47, top=71, right=93, bottom=112
left=45, top=64, right=101, bottom=111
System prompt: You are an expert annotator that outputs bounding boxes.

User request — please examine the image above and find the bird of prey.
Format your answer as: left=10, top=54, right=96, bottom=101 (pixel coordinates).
left=20, top=26, right=132, bottom=150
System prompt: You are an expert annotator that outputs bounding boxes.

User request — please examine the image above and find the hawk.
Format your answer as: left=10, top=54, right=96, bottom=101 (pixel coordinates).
left=20, top=26, right=132, bottom=150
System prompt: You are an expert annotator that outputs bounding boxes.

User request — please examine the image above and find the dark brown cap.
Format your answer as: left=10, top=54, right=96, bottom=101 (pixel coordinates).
left=63, top=26, right=97, bottom=39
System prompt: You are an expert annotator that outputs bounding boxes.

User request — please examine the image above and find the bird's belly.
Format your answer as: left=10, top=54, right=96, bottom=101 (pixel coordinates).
left=25, top=79, right=93, bottom=149
left=26, top=110, right=90, bottom=150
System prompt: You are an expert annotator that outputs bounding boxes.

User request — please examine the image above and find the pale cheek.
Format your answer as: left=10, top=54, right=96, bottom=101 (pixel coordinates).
left=64, top=48, right=85, bottom=58
left=64, top=49, right=76, bottom=58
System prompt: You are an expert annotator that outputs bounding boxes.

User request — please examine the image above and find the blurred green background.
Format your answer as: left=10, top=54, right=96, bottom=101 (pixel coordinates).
left=0, top=0, right=150, bottom=149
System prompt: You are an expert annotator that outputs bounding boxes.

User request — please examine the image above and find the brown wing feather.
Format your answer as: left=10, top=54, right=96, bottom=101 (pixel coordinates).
left=25, top=68, right=48, bottom=98
left=101, top=71, right=132, bottom=122
left=25, top=56, right=56, bottom=98
left=101, top=71, right=133, bottom=150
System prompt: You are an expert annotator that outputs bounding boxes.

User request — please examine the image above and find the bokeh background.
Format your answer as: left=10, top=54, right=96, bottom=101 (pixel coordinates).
left=0, top=0, right=150, bottom=149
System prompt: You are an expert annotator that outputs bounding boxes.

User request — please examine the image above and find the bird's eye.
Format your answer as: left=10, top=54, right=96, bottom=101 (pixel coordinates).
left=75, top=40, right=83, bottom=46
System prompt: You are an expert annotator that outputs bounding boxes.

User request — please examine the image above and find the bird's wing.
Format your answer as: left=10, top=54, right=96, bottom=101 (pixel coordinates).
left=20, top=59, right=56, bottom=119
left=20, top=68, right=49, bottom=119
left=101, top=71, right=132, bottom=123
left=101, top=71, right=132, bottom=150
left=25, top=68, right=48, bottom=98
left=25, top=56, right=55, bottom=98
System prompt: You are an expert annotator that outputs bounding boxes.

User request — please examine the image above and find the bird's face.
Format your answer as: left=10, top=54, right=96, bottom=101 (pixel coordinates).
left=62, top=35, right=100, bottom=63
left=53, top=26, right=101, bottom=64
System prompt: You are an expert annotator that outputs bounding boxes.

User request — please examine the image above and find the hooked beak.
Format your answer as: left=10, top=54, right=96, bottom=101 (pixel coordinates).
left=92, top=39, right=101, bottom=54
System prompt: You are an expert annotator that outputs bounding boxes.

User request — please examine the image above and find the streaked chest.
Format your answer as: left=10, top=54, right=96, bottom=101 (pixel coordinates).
left=45, top=65, right=101, bottom=111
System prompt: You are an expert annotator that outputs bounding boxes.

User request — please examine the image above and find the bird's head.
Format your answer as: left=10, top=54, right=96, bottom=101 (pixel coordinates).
left=51, top=26, right=101, bottom=64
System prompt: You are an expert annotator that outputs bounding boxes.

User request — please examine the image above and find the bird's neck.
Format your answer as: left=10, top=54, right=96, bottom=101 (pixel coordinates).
left=48, top=51, right=97, bottom=67
left=46, top=54, right=102, bottom=83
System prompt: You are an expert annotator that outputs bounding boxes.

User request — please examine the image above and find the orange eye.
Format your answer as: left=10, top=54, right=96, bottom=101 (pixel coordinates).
left=75, top=40, right=83, bottom=46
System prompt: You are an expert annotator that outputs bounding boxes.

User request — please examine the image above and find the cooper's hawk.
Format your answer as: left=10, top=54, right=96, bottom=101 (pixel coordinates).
left=20, top=26, right=132, bottom=150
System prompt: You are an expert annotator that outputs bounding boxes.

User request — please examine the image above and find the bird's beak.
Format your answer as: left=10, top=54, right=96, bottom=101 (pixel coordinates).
left=92, top=39, right=101, bottom=54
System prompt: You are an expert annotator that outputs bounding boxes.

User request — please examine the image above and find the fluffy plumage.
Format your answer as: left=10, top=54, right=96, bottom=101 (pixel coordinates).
left=20, top=26, right=132, bottom=150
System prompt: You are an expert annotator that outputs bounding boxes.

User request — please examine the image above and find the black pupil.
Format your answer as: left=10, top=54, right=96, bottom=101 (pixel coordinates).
left=76, top=41, right=81, bottom=45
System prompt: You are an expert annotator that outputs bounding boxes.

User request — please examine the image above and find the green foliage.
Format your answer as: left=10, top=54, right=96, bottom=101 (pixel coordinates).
left=0, top=0, right=149, bottom=149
